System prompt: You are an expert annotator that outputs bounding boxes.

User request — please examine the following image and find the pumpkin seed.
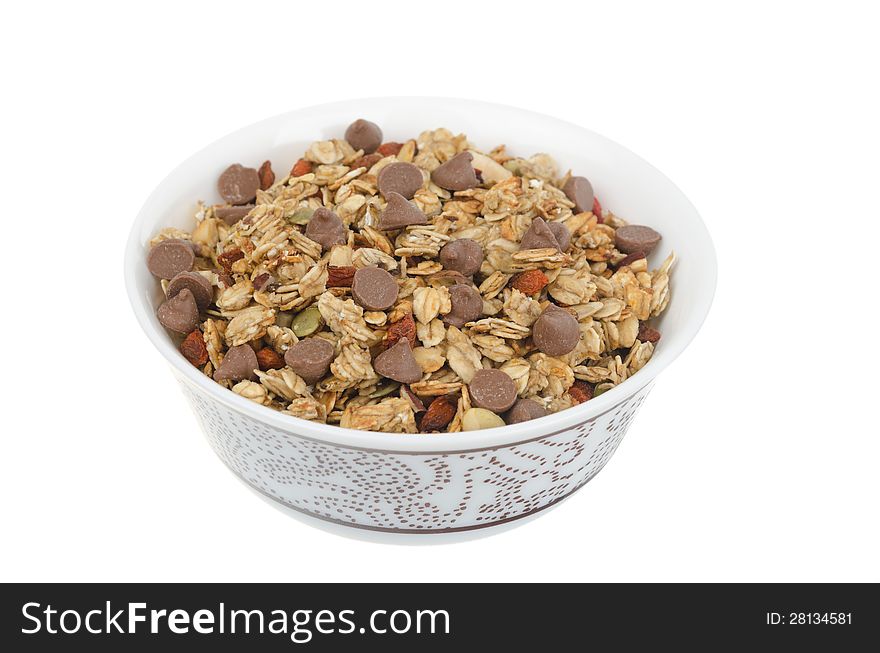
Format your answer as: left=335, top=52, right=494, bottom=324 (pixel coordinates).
left=275, top=311, right=294, bottom=328
left=291, top=305, right=322, bottom=336
left=369, top=381, right=400, bottom=399
left=594, top=382, right=614, bottom=397
left=288, top=207, right=314, bottom=225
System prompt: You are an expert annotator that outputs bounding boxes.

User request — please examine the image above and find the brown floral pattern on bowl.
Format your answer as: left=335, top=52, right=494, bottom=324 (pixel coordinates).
left=179, top=375, right=652, bottom=532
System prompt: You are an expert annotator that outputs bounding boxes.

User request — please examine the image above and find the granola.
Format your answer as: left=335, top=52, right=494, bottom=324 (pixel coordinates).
left=147, top=118, right=674, bottom=433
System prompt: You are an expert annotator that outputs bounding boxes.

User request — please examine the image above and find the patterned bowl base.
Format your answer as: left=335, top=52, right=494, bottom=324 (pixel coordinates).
left=180, top=383, right=651, bottom=533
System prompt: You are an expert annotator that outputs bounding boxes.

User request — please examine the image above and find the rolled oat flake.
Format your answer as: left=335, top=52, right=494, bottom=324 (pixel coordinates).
left=373, top=339, right=423, bottom=384
left=157, top=288, right=200, bottom=334
left=615, top=225, right=662, bottom=255
left=351, top=266, right=399, bottom=311
left=284, top=338, right=335, bottom=385
left=506, top=398, right=549, bottom=424
left=166, top=271, right=214, bottom=310
left=214, top=344, right=259, bottom=382
left=147, top=239, right=195, bottom=280
left=562, top=175, right=594, bottom=214
left=217, top=163, right=260, bottom=205
left=532, top=304, right=580, bottom=356
left=520, top=217, right=560, bottom=251
left=377, top=192, right=427, bottom=230
left=439, top=238, right=483, bottom=277
left=431, top=151, right=479, bottom=191
left=304, top=207, right=347, bottom=251
left=428, top=270, right=471, bottom=287
left=377, top=162, right=423, bottom=200
left=344, top=118, right=383, bottom=154
left=444, top=284, right=483, bottom=328
left=468, top=368, right=518, bottom=413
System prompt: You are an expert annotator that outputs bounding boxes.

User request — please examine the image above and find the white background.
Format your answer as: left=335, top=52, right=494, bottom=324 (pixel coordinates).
left=2, top=0, right=878, bottom=582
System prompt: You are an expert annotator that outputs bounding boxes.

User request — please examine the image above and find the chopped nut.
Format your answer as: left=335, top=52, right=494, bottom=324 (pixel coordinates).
left=291, top=159, right=313, bottom=177
left=180, top=330, right=209, bottom=367
left=217, top=248, right=244, bottom=272
left=256, top=347, right=285, bottom=371
left=384, top=313, right=417, bottom=350
left=327, top=265, right=356, bottom=287
left=638, top=323, right=661, bottom=343
left=420, top=395, right=458, bottom=431
left=568, top=380, right=594, bottom=404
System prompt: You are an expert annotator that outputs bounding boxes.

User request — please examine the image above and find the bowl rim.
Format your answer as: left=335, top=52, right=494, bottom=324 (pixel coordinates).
left=124, top=96, right=716, bottom=453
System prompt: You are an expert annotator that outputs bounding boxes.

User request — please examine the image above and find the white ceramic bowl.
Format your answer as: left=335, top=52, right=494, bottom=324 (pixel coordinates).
left=125, top=98, right=716, bottom=534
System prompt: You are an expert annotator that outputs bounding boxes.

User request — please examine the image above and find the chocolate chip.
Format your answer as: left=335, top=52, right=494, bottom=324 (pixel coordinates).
left=444, top=284, right=483, bottom=328
left=304, top=207, right=347, bottom=251
left=615, top=225, right=662, bottom=255
left=439, top=238, right=483, bottom=277
left=505, top=398, right=548, bottom=424
left=431, top=152, right=478, bottom=191
left=520, top=217, right=560, bottom=251
left=373, top=339, right=423, bottom=384
left=218, top=164, right=260, bottom=205
left=351, top=152, right=382, bottom=171
left=351, top=266, right=399, bottom=311
left=547, top=222, right=571, bottom=251
left=147, top=239, right=195, bottom=280
left=377, top=162, right=424, bottom=199
left=284, top=337, right=335, bottom=385
left=166, top=271, right=214, bottom=311
left=377, top=192, right=427, bottom=230
left=468, top=369, right=517, bottom=413
left=562, top=176, right=594, bottom=214
left=214, top=344, right=259, bottom=382
left=344, top=118, right=383, bottom=154
left=532, top=304, right=580, bottom=356
left=157, top=288, right=200, bottom=334
left=213, top=205, right=254, bottom=225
